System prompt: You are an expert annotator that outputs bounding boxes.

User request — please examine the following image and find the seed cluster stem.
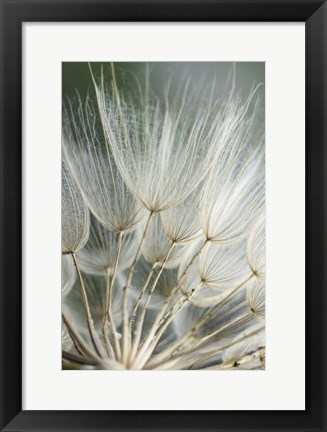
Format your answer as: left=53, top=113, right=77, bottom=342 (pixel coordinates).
left=102, top=231, right=124, bottom=360
left=128, top=241, right=176, bottom=366
left=71, top=252, right=103, bottom=357
left=121, top=211, right=154, bottom=364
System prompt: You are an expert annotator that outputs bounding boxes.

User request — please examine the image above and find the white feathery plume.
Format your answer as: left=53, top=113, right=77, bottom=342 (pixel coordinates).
left=177, top=242, right=251, bottom=307
left=62, top=255, right=76, bottom=296
left=246, top=278, right=265, bottom=322
left=61, top=161, right=90, bottom=254
left=61, top=165, right=103, bottom=357
left=160, top=186, right=204, bottom=244
left=91, top=64, right=243, bottom=213
left=141, top=213, right=193, bottom=269
left=78, top=214, right=140, bottom=276
left=199, top=102, right=265, bottom=246
left=198, top=242, right=251, bottom=290
left=62, top=94, right=145, bottom=234
left=61, top=63, right=266, bottom=370
left=247, top=211, right=265, bottom=279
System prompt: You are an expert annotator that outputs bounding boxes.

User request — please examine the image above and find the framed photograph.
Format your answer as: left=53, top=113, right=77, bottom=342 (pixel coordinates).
left=0, top=1, right=326, bottom=431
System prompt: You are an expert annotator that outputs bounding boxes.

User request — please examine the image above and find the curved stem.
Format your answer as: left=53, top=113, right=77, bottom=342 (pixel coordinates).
left=128, top=242, right=175, bottom=365
left=102, top=271, right=118, bottom=359
left=177, top=238, right=208, bottom=285
left=121, top=211, right=154, bottom=364
left=71, top=252, right=103, bottom=357
left=62, top=350, right=97, bottom=367
left=147, top=273, right=255, bottom=369
left=62, top=312, right=99, bottom=360
left=129, top=261, right=158, bottom=327
left=172, top=310, right=252, bottom=359
left=131, top=280, right=202, bottom=370
left=156, top=239, right=209, bottom=327
left=189, top=327, right=264, bottom=370
left=102, top=232, right=123, bottom=359
left=157, top=325, right=263, bottom=371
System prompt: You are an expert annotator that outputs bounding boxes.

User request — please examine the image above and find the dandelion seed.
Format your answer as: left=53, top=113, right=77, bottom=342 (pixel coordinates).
left=61, top=161, right=90, bottom=254
left=247, top=211, right=265, bottom=279
left=91, top=64, right=233, bottom=213
left=246, top=278, right=265, bottom=322
left=78, top=213, right=140, bottom=276
left=160, top=186, right=204, bottom=244
left=199, top=102, right=265, bottom=246
left=141, top=213, right=193, bottom=269
left=63, top=95, right=145, bottom=234
left=178, top=242, right=251, bottom=306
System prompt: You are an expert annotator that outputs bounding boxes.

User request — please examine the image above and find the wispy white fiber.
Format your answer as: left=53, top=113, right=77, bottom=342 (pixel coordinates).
left=61, top=161, right=90, bottom=254
left=61, top=63, right=266, bottom=370
left=91, top=64, right=241, bottom=213
left=247, top=211, right=265, bottom=280
left=178, top=242, right=251, bottom=307
left=78, top=214, right=139, bottom=276
left=199, top=101, right=265, bottom=245
left=63, top=96, right=145, bottom=234
left=160, top=187, right=203, bottom=244
left=141, top=213, right=193, bottom=268
left=61, top=255, right=76, bottom=296
left=246, top=278, right=265, bottom=322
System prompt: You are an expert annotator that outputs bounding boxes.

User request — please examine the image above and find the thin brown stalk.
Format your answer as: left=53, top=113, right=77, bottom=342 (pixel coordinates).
left=62, top=350, right=97, bottom=366
left=147, top=273, right=255, bottom=368
left=62, top=312, right=98, bottom=360
left=128, top=242, right=176, bottom=365
left=71, top=252, right=103, bottom=357
left=121, top=211, right=154, bottom=364
left=131, top=281, right=203, bottom=370
left=129, top=261, right=158, bottom=327
left=102, top=232, right=123, bottom=359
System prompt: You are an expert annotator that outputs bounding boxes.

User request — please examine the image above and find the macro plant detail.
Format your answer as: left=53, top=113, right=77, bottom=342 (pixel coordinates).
left=62, top=62, right=265, bottom=370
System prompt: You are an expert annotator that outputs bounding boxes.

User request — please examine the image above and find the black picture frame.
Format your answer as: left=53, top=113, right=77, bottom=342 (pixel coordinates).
left=0, top=0, right=326, bottom=431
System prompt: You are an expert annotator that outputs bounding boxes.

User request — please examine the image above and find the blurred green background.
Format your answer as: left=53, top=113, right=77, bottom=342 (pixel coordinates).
left=62, top=62, right=265, bottom=105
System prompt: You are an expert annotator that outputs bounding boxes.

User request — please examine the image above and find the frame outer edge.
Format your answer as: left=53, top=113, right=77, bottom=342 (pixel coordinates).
left=305, top=2, right=327, bottom=430
left=0, top=1, right=23, bottom=432
left=0, top=0, right=326, bottom=431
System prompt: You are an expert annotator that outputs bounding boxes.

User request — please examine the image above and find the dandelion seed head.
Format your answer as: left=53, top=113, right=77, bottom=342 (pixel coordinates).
left=62, top=62, right=266, bottom=371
